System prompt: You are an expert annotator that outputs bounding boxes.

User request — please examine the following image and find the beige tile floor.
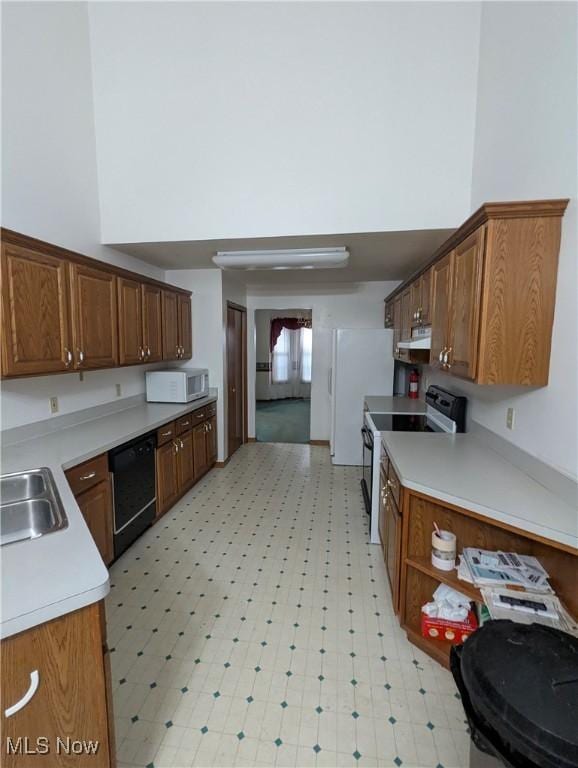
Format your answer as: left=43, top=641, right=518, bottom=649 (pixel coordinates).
left=107, top=443, right=469, bottom=768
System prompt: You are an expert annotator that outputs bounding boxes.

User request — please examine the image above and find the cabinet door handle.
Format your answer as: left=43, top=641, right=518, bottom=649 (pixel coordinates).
left=438, top=347, right=446, bottom=363
left=5, top=670, right=40, bottom=718
left=79, top=471, right=97, bottom=481
left=173, top=440, right=179, bottom=453
left=77, top=349, right=85, bottom=364
left=147, top=346, right=151, bottom=358
left=64, top=348, right=73, bottom=367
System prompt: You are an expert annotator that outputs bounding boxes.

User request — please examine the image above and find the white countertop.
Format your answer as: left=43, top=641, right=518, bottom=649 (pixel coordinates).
left=1, top=394, right=217, bottom=639
left=380, top=431, right=578, bottom=550
left=364, top=395, right=427, bottom=414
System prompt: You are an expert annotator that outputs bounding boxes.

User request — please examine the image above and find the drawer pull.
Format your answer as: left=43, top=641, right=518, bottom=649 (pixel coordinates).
left=181, top=421, right=190, bottom=427
left=79, top=471, right=97, bottom=481
left=5, top=670, right=40, bottom=718
left=161, top=430, right=172, bottom=437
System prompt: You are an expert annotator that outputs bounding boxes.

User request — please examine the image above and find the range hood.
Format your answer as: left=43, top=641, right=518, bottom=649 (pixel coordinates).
left=397, top=327, right=431, bottom=350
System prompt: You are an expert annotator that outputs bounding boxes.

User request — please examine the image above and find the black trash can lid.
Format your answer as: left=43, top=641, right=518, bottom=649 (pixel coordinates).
left=460, top=620, right=578, bottom=768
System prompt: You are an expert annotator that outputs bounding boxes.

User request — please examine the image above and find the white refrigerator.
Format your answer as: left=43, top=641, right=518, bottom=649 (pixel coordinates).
left=329, top=329, right=394, bottom=465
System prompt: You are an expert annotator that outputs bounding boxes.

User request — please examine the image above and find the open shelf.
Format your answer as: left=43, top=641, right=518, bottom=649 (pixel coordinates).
left=405, top=556, right=482, bottom=602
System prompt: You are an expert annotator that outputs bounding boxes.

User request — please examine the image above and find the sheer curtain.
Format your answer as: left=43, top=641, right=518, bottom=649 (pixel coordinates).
left=271, top=327, right=312, bottom=398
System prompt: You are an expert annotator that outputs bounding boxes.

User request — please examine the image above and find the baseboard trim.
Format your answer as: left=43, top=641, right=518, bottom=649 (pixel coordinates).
left=309, top=440, right=330, bottom=447
left=247, top=437, right=257, bottom=443
left=215, top=457, right=230, bottom=468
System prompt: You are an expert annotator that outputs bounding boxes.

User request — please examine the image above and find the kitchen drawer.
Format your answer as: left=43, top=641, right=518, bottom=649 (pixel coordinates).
left=157, top=421, right=175, bottom=446
left=191, top=408, right=207, bottom=424
left=387, top=462, right=402, bottom=509
left=207, top=402, right=216, bottom=418
left=175, top=413, right=194, bottom=434
left=66, top=453, right=108, bottom=495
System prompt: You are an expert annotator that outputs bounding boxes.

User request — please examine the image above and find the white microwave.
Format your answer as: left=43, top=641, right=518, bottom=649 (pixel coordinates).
left=146, top=368, right=209, bottom=403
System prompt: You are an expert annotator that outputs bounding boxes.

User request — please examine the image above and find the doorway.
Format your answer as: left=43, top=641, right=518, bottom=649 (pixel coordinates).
left=226, top=302, right=247, bottom=458
left=255, top=309, right=312, bottom=443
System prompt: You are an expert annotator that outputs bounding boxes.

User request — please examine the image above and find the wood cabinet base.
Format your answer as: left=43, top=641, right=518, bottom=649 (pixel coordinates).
left=398, top=487, right=578, bottom=669
left=1, top=602, right=115, bottom=767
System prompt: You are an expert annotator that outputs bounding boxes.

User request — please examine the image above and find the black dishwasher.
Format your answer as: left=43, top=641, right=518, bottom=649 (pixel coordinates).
left=109, top=432, right=156, bottom=558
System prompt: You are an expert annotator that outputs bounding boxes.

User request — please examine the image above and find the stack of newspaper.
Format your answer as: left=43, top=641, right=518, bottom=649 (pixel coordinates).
left=458, top=548, right=551, bottom=591
left=457, top=547, right=578, bottom=636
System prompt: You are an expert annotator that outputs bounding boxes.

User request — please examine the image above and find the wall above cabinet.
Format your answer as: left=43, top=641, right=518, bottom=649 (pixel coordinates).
left=1, top=229, right=192, bottom=379
left=384, top=199, right=569, bottom=385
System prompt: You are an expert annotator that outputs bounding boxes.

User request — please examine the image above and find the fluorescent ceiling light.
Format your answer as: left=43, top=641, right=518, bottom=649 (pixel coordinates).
left=213, top=247, right=349, bottom=270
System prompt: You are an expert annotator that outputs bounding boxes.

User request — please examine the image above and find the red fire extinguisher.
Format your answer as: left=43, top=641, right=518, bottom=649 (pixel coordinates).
left=409, top=368, right=419, bottom=399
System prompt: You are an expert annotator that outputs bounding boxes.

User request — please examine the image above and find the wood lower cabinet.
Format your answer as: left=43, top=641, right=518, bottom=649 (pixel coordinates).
left=206, top=416, right=217, bottom=466
left=1, top=602, right=114, bottom=767
left=400, top=488, right=578, bottom=668
left=117, top=277, right=144, bottom=366
left=384, top=491, right=402, bottom=614
left=69, top=263, right=118, bottom=370
left=74, top=480, right=114, bottom=567
left=176, top=430, right=194, bottom=491
left=156, top=407, right=217, bottom=517
left=156, top=439, right=179, bottom=517
left=66, top=455, right=113, bottom=566
left=193, top=423, right=208, bottom=480
left=142, top=284, right=163, bottom=362
left=1, top=243, right=72, bottom=377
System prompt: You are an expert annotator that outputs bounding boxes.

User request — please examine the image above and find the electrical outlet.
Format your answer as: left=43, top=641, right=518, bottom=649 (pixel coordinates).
left=49, top=396, right=59, bottom=415
left=79, top=372, right=84, bottom=382
left=506, top=407, right=515, bottom=430
left=116, top=383, right=122, bottom=397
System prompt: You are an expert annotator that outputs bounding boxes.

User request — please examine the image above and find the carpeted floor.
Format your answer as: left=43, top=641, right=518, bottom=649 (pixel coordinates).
left=256, top=399, right=311, bottom=443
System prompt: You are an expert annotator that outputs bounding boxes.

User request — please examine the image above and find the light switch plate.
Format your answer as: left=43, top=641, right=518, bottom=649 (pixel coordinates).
left=116, top=383, right=122, bottom=397
left=506, top=407, right=515, bottom=430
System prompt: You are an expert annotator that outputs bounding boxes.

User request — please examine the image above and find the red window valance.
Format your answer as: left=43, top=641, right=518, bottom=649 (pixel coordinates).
left=270, top=317, right=312, bottom=352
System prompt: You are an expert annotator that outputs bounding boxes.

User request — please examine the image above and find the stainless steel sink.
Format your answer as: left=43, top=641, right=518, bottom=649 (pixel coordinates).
left=0, top=468, right=68, bottom=546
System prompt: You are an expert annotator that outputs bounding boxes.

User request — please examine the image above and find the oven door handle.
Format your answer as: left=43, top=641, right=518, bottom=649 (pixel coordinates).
left=361, top=426, right=374, bottom=450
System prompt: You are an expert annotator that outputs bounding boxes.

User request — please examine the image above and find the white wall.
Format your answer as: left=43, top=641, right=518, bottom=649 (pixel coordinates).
left=165, top=270, right=227, bottom=462
left=247, top=282, right=399, bottom=440
left=88, top=1, right=481, bottom=244
left=425, top=1, right=578, bottom=480
left=1, top=2, right=168, bottom=430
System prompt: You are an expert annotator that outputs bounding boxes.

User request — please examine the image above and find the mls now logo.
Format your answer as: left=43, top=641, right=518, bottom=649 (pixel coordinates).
left=6, top=737, right=100, bottom=755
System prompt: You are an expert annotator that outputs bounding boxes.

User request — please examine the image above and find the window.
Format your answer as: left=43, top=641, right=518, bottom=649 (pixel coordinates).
left=271, top=327, right=290, bottom=383
left=301, top=327, right=312, bottom=383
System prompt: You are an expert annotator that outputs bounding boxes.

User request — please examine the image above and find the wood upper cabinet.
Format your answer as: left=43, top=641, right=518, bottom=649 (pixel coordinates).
left=1, top=244, right=72, bottom=376
left=420, top=268, right=432, bottom=325
left=400, top=289, right=411, bottom=341
left=69, top=263, right=118, bottom=369
left=161, top=290, right=179, bottom=361
left=477, top=215, right=562, bottom=385
left=156, top=439, right=179, bottom=517
left=1, top=602, right=113, bottom=767
left=142, top=283, right=163, bottom=362
left=447, top=228, right=484, bottom=380
left=117, top=277, right=144, bottom=365
left=178, top=294, right=192, bottom=360
left=384, top=300, right=394, bottom=329
left=430, top=252, right=453, bottom=369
